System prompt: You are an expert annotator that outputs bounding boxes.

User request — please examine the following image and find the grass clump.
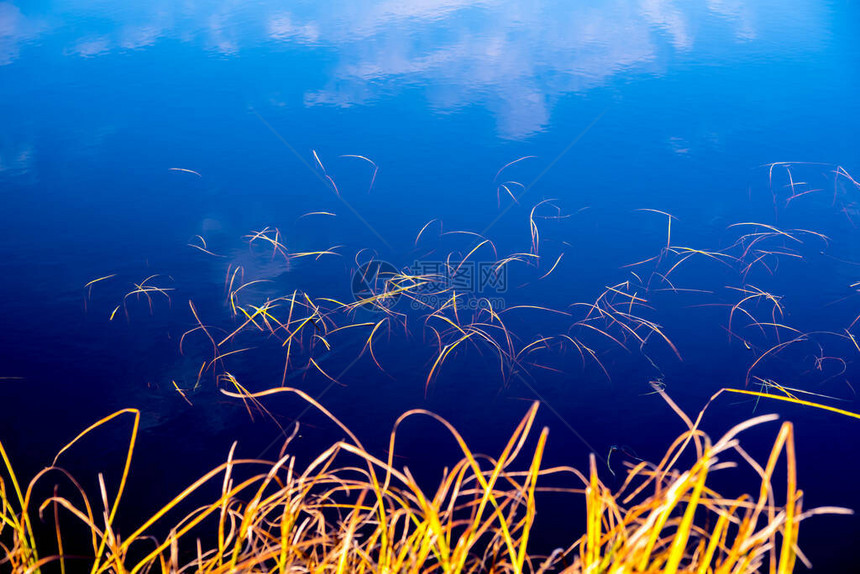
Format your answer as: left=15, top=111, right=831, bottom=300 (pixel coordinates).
left=0, top=387, right=850, bottom=573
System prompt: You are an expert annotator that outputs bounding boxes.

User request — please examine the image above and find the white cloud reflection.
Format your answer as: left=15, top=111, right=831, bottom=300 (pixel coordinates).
left=294, top=0, right=701, bottom=137
left=0, top=0, right=826, bottom=138
left=0, top=2, right=45, bottom=64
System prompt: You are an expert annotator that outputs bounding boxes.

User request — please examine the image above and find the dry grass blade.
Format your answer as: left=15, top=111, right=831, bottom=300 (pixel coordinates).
left=2, top=384, right=852, bottom=573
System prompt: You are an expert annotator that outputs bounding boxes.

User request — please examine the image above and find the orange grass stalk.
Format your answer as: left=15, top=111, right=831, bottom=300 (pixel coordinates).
left=1, top=386, right=855, bottom=573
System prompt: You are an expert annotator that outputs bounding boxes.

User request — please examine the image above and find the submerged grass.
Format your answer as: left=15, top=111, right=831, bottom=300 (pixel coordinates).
left=1, top=386, right=851, bottom=573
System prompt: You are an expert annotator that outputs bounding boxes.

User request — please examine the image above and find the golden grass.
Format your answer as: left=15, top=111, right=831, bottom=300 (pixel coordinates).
left=1, top=386, right=852, bottom=573
left=63, top=165, right=860, bottom=572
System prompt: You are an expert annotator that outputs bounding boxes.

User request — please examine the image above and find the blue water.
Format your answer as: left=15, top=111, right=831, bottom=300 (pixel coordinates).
left=1, top=0, right=859, bottom=569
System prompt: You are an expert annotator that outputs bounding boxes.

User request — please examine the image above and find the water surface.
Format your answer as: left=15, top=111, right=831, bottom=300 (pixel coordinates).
left=1, top=1, right=859, bottom=569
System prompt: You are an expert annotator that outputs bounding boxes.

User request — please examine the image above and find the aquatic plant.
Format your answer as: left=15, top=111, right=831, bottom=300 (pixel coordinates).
left=46, top=159, right=859, bottom=572
left=79, top=164, right=860, bottom=405
left=1, top=386, right=850, bottom=573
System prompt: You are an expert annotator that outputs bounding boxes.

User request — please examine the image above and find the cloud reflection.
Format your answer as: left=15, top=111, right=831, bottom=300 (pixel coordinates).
left=0, top=2, right=45, bottom=65
left=0, top=0, right=824, bottom=138
left=294, top=0, right=693, bottom=137
left=266, top=0, right=808, bottom=138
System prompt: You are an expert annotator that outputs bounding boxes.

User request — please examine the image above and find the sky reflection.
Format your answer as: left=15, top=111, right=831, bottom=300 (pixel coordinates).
left=1, top=0, right=830, bottom=138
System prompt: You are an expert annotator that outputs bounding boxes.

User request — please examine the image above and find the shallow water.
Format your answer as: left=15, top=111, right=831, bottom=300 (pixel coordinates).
left=1, top=0, right=859, bottom=570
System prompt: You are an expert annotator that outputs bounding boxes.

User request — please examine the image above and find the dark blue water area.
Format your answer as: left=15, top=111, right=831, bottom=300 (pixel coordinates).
left=1, top=0, right=860, bottom=570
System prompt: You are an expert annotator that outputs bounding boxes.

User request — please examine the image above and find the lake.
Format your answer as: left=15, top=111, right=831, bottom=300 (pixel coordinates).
left=1, top=1, right=859, bottom=571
